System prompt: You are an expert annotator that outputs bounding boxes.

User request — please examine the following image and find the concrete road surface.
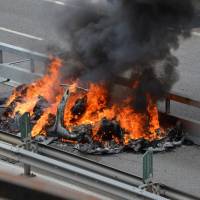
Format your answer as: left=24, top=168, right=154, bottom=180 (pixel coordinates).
left=0, top=0, right=71, bottom=52
left=0, top=0, right=200, bottom=197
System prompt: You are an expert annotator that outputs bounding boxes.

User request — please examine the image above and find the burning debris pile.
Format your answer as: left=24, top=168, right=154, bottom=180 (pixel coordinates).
left=0, top=0, right=194, bottom=154
left=0, top=58, right=187, bottom=154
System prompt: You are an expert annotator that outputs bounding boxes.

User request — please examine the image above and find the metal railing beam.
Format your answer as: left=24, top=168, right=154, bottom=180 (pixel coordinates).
left=0, top=42, right=48, bottom=62
left=0, top=63, right=42, bottom=84
left=0, top=141, right=167, bottom=200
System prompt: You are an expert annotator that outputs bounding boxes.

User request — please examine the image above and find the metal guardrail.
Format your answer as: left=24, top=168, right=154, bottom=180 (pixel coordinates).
left=115, top=76, right=200, bottom=116
left=0, top=42, right=48, bottom=72
left=165, top=93, right=200, bottom=114
left=0, top=63, right=42, bottom=85
left=0, top=42, right=48, bottom=86
left=0, top=130, right=199, bottom=200
left=0, top=131, right=142, bottom=187
left=0, top=140, right=167, bottom=200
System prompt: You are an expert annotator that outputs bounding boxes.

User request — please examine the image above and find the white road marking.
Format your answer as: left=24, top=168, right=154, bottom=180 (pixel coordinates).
left=40, top=0, right=87, bottom=9
left=0, top=27, right=43, bottom=41
left=42, top=0, right=65, bottom=6
left=192, top=31, right=200, bottom=37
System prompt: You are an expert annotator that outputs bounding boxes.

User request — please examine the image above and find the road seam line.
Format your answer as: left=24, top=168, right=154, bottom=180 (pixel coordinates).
left=42, top=0, right=65, bottom=6
left=192, top=31, right=200, bottom=37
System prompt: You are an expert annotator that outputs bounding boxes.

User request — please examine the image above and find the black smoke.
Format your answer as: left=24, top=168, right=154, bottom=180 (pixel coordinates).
left=59, top=0, right=194, bottom=111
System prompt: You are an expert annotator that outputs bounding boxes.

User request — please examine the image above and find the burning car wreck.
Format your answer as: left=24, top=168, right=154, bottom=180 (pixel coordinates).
left=0, top=0, right=195, bottom=154
left=0, top=58, right=188, bottom=154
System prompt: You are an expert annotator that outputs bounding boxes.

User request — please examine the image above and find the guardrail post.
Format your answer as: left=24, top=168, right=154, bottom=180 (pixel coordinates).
left=143, top=150, right=153, bottom=184
left=24, top=165, right=31, bottom=176
left=19, top=112, right=35, bottom=177
left=24, top=158, right=31, bottom=176
left=165, top=98, right=170, bottom=114
left=0, top=50, right=3, bottom=63
left=140, top=151, right=161, bottom=194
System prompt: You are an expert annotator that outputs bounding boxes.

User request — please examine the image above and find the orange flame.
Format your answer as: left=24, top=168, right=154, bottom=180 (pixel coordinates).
left=6, top=58, right=63, bottom=117
left=6, top=58, right=163, bottom=143
left=31, top=95, right=62, bottom=137
left=64, top=83, right=162, bottom=143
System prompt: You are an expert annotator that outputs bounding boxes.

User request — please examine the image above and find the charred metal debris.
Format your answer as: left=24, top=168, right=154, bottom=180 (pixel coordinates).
left=0, top=87, right=192, bottom=155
